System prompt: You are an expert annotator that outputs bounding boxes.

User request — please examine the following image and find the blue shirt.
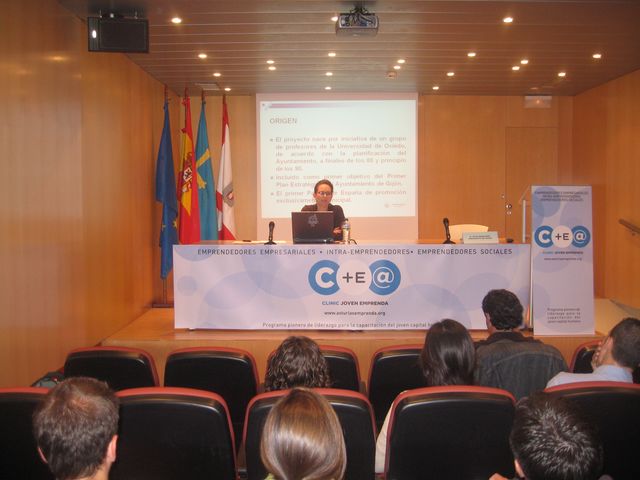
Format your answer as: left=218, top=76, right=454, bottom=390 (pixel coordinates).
left=546, top=364, right=633, bottom=388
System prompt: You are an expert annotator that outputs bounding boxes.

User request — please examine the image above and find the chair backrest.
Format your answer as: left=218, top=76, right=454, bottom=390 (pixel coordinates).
left=164, top=346, right=258, bottom=446
left=385, top=386, right=515, bottom=480
left=0, top=388, right=54, bottom=480
left=243, top=388, right=376, bottom=480
left=448, top=224, right=489, bottom=243
left=320, top=345, right=363, bottom=392
left=570, top=340, right=600, bottom=373
left=64, top=346, right=159, bottom=391
left=545, top=381, right=640, bottom=480
left=368, top=345, right=425, bottom=431
left=112, top=387, right=236, bottom=480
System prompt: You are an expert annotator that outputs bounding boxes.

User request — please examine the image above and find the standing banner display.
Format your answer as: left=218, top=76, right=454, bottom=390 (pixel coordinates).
left=531, top=186, right=594, bottom=335
left=174, top=243, right=531, bottom=330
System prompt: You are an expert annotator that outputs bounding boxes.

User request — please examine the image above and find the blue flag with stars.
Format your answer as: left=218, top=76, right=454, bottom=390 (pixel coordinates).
left=155, top=99, right=178, bottom=278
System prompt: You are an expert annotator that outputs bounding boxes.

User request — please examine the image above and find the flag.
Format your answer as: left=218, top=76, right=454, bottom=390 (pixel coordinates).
left=155, top=98, right=178, bottom=278
left=177, top=91, right=200, bottom=243
left=216, top=96, right=236, bottom=240
left=195, top=96, right=218, bottom=240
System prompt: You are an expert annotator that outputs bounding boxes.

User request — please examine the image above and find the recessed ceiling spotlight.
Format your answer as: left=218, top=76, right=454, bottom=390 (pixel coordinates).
left=432, top=85, right=440, bottom=91
left=331, top=15, right=338, bottom=22
left=325, top=86, right=332, bottom=90
left=520, top=59, right=529, bottom=65
left=512, top=65, right=520, bottom=71
left=328, top=52, right=336, bottom=57
left=397, top=59, right=406, bottom=64
left=503, top=16, right=514, bottom=24
left=224, top=87, right=231, bottom=92
left=530, top=87, right=539, bottom=91
left=326, top=72, right=333, bottom=76
left=268, top=66, right=276, bottom=71
left=446, top=71, right=455, bottom=77
left=592, top=53, right=602, bottom=59
left=393, top=65, right=401, bottom=70
left=198, top=53, right=207, bottom=59
left=171, top=17, right=182, bottom=24
left=467, top=52, right=476, bottom=58
left=558, top=71, right=566, bottom=77
left=212, top=72, right=221, bottom=77
left=266, top=60, right=275, bottom=65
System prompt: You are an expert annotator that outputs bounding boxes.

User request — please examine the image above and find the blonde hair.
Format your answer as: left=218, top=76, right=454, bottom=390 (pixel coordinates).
left=260, top=388, right=346, bottom=480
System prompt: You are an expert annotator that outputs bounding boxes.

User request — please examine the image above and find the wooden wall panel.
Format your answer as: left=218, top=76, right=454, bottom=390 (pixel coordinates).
left=573, top=69, right=640, bottom=306
left=0, top=0, right=166, bottom=387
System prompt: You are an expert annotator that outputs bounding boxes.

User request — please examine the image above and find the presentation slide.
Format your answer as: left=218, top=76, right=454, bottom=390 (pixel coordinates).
left=256, top=93, right=418, bottom=241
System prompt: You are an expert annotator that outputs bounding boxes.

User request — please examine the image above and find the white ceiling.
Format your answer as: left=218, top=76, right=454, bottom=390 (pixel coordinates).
left=58, top=0, right=640, bottom=96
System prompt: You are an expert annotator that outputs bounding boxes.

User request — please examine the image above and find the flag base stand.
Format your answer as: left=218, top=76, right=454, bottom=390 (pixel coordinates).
left=152, top=278, right=174, bottom=308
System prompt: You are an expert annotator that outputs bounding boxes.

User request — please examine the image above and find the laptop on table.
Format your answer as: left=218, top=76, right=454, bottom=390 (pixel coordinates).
left=291, top=211, right=335, bottom=244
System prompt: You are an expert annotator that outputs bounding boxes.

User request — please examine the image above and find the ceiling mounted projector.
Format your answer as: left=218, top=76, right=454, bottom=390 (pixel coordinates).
left=335, top=6, right=378, bottom=36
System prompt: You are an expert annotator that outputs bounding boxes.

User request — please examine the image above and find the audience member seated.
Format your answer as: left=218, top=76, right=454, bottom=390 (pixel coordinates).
left=489, top=392, right=603, bottom=480
left=547, top=317, right=640, bottom=387
left=375, top=318, right=475, bottom=473
left=475, top=289, right=566, bottom=399
left=32, top=377, right=119, bottom=480
left=260, top=388, right=346, bottom=480
left=265, top=336, right=331, bottom=391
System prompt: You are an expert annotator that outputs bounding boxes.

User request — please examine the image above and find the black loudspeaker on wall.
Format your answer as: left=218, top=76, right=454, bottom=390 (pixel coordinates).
left=88, top=16, right=149, bottom=53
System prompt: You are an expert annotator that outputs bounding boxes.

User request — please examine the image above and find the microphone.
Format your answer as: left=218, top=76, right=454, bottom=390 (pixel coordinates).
left=265, top=221, right=276, bottom=245
left=442, top=217, right=455, bottom=244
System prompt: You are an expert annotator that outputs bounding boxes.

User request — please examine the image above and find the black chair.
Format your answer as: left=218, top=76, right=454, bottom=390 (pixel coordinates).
left=384, top=386, right=515, bottom=480
left=244, top=388, right=376, bottom=480
left=320, top=345, right=363, bottom=393
left=112, top=387, right=236, bottom=480
left=64, top=346, right=159, bottom=391
left=368, top=344, right=425, bottom=431
left=569, top=340, right=600, bottom=373
left=545, top=381, right=640, bottom=480
left=164, top=346, right=258, bottom=448
left=0, top=387, right=54, bottom=480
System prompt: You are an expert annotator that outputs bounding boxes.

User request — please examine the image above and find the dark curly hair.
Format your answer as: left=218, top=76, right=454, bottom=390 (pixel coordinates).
left=265, top=336, right=331, bottom=392
left=482, top=289, right=524, bottom=330
left=419, top=318, right=475, bottom=386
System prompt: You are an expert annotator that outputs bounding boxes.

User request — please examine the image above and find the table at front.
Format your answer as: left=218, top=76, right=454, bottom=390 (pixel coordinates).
left=174, top=243, right=531, bottom=330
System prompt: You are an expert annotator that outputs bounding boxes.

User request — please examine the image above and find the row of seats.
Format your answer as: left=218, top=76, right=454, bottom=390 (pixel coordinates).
left=1, top=382, right=638, bottom=479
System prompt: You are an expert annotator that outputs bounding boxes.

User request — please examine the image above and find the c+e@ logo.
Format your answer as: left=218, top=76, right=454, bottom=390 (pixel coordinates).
left=308, top=259, right=401, bottom=296
left=534, top=225, right=590, bottom=248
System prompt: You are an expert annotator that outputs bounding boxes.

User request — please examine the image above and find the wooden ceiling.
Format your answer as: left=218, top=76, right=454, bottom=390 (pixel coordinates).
left=58, top=0, right=640, bottom=96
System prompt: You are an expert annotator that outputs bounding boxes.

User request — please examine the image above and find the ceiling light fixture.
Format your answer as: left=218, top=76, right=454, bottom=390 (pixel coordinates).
left=503, top=16, right=513, bottom=24
left=198, top=53, right=207, bottom=59
left=467, top=52, right=476, bottom=58
left=558, top=71, right=566, bottom=77
left=397, top=59, right=406, bottom=64
left=432, top=85, right=440, bottom=91
left=328, top=52, right=336, bottom=57
left=224, top=87, right=231, bottom=92
left=512, top=65, right=520, bottom=71
left=325, top=86, right=332, bottom=90
left=266, top=60, right=275, bottom=64
left=520, top=59, right=529, bottom=65
left=592, top=53, right=602, bottom=59
left=326, top=72, right=333, bottom=76
left=213, top=72, right=221, bottom=77
left=447, top=71, right=455, bottom=77
left=171, top=17, right=182, bottom=24
left=331, top=15, right=338, bottom=22
left=268, top=66, right=276, bottom=71
left=393, top=65, right=401, bottom=70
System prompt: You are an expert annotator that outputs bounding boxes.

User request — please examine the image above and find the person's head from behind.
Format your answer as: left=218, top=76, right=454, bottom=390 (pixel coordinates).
left=420, top=318, right=475, bottom=386
left=600, top=317, right=640, bottom=370
left=510, top=392, right=602, bottom=480
left=33, top=377, right=119, bottom=480
left=265, top=336, right=331, bottom=391
left=260, top=388, right=346, bottom=480
left=482, top=289, right=524, bottom=331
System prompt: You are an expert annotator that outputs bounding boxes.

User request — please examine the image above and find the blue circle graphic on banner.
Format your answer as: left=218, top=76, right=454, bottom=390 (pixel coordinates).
left=369, top=260, right=401, bottom=295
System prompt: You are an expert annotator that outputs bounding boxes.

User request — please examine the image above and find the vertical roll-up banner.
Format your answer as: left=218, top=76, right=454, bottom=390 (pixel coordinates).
left=531, top=186, right=594, bottom=335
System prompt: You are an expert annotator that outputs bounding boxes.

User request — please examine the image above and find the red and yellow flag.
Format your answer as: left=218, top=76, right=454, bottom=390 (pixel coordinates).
left=177, top=91, right=201, bottom=244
